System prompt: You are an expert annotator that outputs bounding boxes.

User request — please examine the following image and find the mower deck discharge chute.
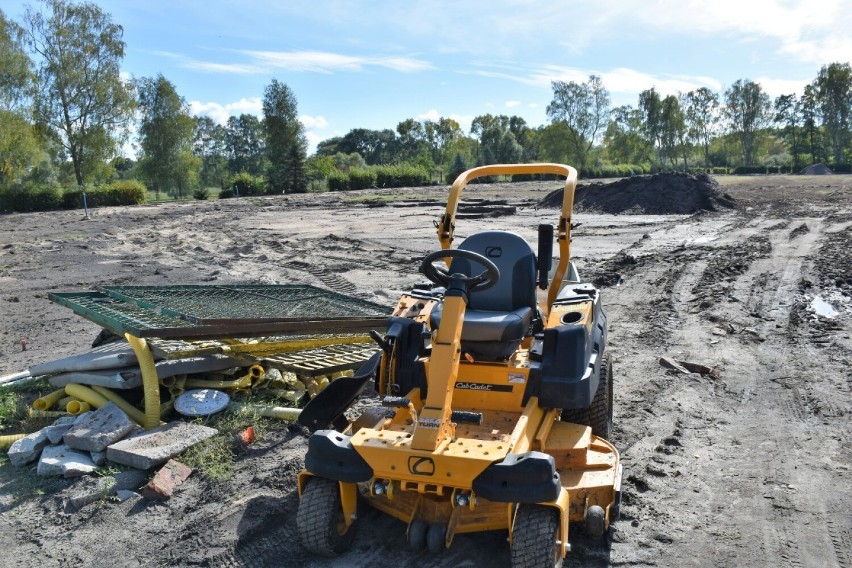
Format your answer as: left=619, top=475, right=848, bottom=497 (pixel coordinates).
left=297, top=163, right=621, bottom=566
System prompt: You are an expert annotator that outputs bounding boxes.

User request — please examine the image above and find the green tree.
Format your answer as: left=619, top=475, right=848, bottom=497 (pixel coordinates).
left=0, top=110, right=40, bottom=184
left=799, top=84, right=823, bottom=164
left=724, top=79, right=771, bottom=166
left=0, top=9, right=33, bottom=111
left=774, top=94, right=803, bottom=169
left=602, top=105, right=647, bottom=165
left=683, top=87, right=720, bottom=167
left=24, top=0, right=135, bottom=187
left=814, top=62, right=852, bottom=164
left=546, top=75, right=611, bottom=167
left=136, top=74, right=197, bottom=198
left=263, top=79, right=307, bottom=193
left=638, top=88, right=664, bottom=165
left=337, top=128, right=397, bottom=165
left=226, top=114, right=266, bottom=175
left=660, top=95, right=687, bottom=168
left=396, top=118, right=427, bottom=162
left=193, top=116, right=228, bottom=188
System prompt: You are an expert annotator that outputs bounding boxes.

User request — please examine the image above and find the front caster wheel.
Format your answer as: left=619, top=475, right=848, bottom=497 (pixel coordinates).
left=426, top=522, right=448, bottom=553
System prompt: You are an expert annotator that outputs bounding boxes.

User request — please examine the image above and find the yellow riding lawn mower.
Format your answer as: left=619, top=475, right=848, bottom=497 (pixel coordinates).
left=296, top=163, right=621, bottom=567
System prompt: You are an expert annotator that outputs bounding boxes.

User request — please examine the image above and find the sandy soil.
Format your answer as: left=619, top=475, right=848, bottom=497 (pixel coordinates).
left=0, top=175, right=850, bottom=567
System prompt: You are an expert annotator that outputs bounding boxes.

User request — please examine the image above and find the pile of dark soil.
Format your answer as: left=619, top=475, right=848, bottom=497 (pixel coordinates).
left=539, top=172, right=737, bottom=214
left=800, top=163, right=833, bottom=175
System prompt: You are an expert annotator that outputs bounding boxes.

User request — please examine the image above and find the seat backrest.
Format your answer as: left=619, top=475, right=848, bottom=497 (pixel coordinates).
left=450, top=231, right=537, bottom=312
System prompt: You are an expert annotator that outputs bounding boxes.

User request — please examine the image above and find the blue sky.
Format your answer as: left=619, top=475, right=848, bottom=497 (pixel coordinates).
left=5, top=0, right=851, bottom=154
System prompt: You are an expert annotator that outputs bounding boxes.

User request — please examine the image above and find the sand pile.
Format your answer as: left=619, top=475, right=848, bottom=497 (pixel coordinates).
left=539, top=172, right=737, bottom=214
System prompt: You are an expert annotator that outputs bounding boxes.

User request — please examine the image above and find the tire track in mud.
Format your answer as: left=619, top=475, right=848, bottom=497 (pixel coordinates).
left=700, top=217, right=847, bottom=568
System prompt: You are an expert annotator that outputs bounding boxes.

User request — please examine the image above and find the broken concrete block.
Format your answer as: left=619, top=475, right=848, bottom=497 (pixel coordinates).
left=44, top=416, right=78, bottom=445
left=141, top=459, right=192, bottom=500
left=90, top=451, right=106, bottom=466
left=37, top=444, right=97, bottom=477
left=107, top=422, right=217, bottom=470
left=116, top=489, right=140, bottom=503
left=7, top=428, right=50, bottom=467
left=63, top=402, right=136, bottom=453
left=63, top=469, right=147, bottom=512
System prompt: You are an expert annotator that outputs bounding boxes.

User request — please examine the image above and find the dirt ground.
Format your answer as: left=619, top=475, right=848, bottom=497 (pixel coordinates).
left=0, top=174, right=850, bottom=567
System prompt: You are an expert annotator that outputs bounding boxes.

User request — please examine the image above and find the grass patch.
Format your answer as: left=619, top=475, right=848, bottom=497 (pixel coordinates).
left=179, top=402, right=269, bottom=480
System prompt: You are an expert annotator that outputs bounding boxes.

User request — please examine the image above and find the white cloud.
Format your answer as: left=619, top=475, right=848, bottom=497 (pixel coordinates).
left=474, top=63, right=721, bottom=97
left=753, top=76, right=812, bottom=98
left=299, top=114, right=329, bottom=129
left=505, top=100, right=521, bottom=108
left=414, top=109, right=473, bottom=133
left=156, top=48, right=433, bottom=75
left=415, top=109, right=441, bottom=121
left=189, top=97, right=263, bottom=123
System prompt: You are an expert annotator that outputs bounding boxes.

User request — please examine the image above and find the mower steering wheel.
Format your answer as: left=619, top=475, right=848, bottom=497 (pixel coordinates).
left=419, top=249, right=500, bottom=293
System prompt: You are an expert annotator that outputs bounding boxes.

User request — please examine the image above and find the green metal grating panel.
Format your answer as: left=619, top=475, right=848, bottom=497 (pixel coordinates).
left=50, top=284, right=389, bottom=339
left=102, top=285, right=387, bottom=323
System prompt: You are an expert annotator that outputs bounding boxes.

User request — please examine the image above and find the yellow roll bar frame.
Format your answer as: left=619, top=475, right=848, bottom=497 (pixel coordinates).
left=438, top=163, right=578, bottom=312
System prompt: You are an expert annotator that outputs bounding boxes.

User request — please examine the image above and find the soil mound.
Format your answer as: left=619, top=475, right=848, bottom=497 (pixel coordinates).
left=800, top=163, right=833, bottom=175
left=539, top=172, right=737, bottom=214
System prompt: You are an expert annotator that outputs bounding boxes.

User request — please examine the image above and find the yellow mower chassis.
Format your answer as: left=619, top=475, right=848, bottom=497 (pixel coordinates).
left=299, top=164, right=620, bottom=562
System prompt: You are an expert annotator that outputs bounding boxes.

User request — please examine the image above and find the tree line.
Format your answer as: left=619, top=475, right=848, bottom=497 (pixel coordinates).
left=1, top=0, right=850, bottom=212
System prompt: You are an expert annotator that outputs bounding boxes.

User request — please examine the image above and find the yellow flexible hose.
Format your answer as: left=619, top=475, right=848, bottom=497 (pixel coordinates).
left=63, top=383, right=147, bottom=426
left=124, top=334, right=161, bottom=429
left=57, top=396, right=75, bottom=408
left=229, top=402, right=301, bottom=421
left=90, top=385, right=148, bottom=426
left=66, top=400, right=91, bottom=415
left=33, top=388, right=67, bottom=411
left=0, top=433, right=26, bottom=449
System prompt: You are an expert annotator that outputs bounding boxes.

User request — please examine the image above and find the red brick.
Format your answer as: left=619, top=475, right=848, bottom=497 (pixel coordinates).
left=141, top=459, right=193, bottom=500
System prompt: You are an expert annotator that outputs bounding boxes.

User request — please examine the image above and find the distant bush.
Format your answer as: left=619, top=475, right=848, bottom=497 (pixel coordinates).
left=0, top=183, right=61, bottom=212
left=228, top=172, right=265, bottom=196
left=579, top=164, right=649, bottom=179
left=327, top=172, right=349, bottom=191
left=733, top=166, right=767, bottom=175
left=348, top=168, right=377, bottom=190
left=218, top=188, right=235, bottom=199
left=193, top=187, right=211, bottom=200
left=375, top=164, right=429, bottom=187
left=831, top=163, right=851, bottom=173
left=61, top=180, right=147, bottom=209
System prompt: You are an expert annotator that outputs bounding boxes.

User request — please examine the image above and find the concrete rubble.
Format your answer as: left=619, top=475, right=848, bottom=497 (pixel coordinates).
left=37, top=444, right=98, bottom=477
left=107, top=422, right=218, bottom=470
left=63, top=402, right=136, bottom=452
left=7, top=429, right=51, bottom=467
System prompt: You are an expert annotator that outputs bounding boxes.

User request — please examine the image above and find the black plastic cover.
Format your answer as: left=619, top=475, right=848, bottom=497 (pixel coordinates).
left=304, top=430, right=374, bottom=483
left=385, top=316, right=428, bottom=397
left=472, top=451, right=560, bottom=503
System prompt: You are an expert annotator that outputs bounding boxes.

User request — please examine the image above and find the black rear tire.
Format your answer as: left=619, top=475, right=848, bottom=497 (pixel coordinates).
left=511, top=504, right=563, bottom=568
left=426, top=522, right=448, bottom=553
left=297, top=477, right=357, bottom=557
left=408, top=518, right=428, bottom=551
left=560, top=351, right=613, bottom=439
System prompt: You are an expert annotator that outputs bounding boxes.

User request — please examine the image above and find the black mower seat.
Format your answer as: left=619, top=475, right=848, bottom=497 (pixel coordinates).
left=429, top=231, right=537, bottom=360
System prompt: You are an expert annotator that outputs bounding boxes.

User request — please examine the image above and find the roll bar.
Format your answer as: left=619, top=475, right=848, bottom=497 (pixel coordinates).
left=436, top=163, right=578, bottom=312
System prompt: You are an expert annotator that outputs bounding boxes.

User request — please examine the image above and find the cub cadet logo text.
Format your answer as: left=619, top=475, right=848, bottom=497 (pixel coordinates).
left=455, top=382, right=513, bottom=392
left=456, top=381, right=492, bottom=391
left=408, top=456, right=435, bottom=476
